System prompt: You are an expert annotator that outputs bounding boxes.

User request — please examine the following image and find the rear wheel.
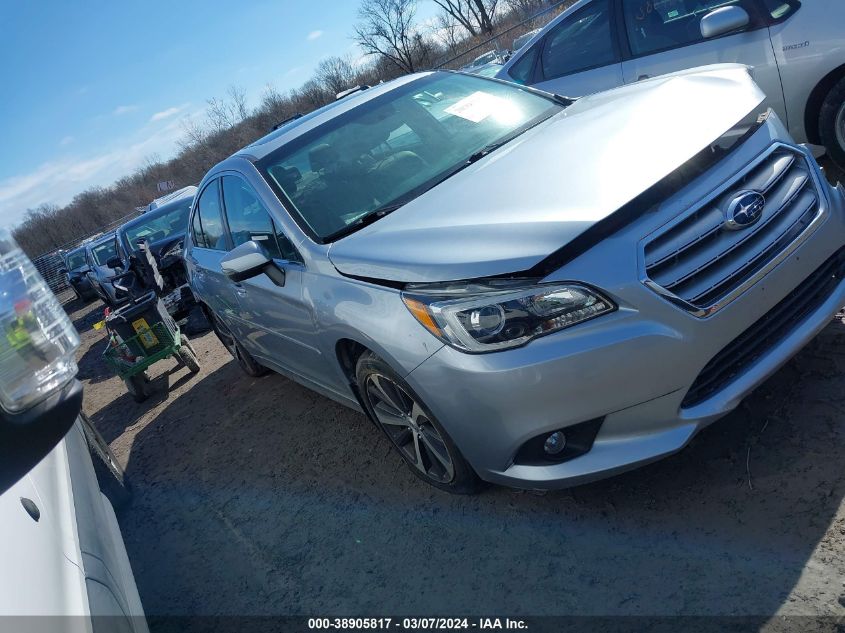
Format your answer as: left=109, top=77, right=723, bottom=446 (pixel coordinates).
left=356, top=351, right=481, bottom=494
left=207, top=308, right=268, bottom=377
left=819, top=76, right=845, bottom=171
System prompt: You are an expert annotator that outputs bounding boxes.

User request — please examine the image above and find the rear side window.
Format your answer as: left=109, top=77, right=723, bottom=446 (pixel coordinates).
left=540, top=0, right=616, bottom=80
left=221, top=176, right=302, bottom=263
left=192, top=181, right=227, bottom=251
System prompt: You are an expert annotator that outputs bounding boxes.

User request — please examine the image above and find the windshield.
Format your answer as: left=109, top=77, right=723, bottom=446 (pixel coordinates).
left=65, top=249, right=87, bottom=271
left=257, top=73, right=560, bottom=241
left=121, top=199, right=192, bottom=253
left=91, top=238, right=118, bottom=267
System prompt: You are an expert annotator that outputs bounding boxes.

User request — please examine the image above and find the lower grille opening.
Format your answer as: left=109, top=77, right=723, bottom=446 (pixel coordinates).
left=682, top=248, right=845, bottom=408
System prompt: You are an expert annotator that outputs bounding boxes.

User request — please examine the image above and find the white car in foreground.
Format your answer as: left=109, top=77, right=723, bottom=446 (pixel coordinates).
left=0, top=229, right=146, bottom=630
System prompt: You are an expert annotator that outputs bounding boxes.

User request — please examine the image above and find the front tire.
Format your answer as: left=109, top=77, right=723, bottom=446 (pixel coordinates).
left=356, top=351, right=481, bottom=494
left=819, top=76, right=845, bottom=171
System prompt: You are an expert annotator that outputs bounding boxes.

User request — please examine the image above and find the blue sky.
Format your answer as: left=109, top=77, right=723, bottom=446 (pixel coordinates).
left=0, top=1, right=438, bottom=228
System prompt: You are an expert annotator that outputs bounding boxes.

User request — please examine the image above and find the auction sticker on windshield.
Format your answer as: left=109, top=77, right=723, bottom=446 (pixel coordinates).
left=444, top=91, right=501, bottom=123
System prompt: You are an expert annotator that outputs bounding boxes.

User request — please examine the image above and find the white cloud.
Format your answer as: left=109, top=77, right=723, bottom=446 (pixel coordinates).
left=149, top=103, right=190, bottom=122
left=307, top=30, right=324, bottom=41
left=0, top=116, right=190, bottom=227
left=112, top=104, right=139, bottom=116
left=59, top=136, right=74, bottom=147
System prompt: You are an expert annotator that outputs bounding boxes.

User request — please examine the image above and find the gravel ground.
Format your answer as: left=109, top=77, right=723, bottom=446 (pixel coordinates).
left=69, top=160, right=845, bottom=627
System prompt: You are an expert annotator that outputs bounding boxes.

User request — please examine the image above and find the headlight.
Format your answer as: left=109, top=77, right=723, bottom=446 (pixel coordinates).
left=402, top=280, right=615, bottom=353
left=0, top=229, right=80, bottom=412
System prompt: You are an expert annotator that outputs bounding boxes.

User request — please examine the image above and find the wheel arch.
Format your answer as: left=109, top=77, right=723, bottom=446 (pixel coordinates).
left=335, top=337, right=377, bottom=424
left=804, top=63, right=845, bottom=145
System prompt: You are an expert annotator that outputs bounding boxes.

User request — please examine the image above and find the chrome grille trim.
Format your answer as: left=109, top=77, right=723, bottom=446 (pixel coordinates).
left=639, top=143, right=829, bottom=318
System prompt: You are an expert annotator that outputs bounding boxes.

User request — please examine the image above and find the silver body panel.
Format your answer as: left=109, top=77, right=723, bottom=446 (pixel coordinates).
left=497, top=0, right=845, bottom=146
left=188, top=68, right=845, bottom=488
left=0, top=420, right=147, bottom=626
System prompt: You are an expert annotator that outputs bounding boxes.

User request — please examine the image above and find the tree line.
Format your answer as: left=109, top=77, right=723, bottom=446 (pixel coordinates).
left=14, top=0, right=570, bottom=259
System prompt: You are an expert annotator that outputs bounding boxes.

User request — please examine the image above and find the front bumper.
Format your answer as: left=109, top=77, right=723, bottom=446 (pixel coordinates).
left=407, top=147, right=845, bottom=489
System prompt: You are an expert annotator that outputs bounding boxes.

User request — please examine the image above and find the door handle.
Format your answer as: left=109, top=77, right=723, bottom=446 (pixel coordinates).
left=637, top=74, right=651, bottom=81
left=234, top=284, right=248, bottom=297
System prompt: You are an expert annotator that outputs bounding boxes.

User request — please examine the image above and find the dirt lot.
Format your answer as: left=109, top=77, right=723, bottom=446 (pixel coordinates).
left=69, top=161, right=845, bottom=626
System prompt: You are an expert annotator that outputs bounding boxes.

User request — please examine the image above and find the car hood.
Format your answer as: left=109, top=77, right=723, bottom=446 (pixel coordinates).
left=328, top=65, right=766, bottom=283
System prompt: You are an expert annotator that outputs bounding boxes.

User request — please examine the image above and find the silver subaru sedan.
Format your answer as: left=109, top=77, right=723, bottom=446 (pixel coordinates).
left=186, top=66, right=845, bottom=493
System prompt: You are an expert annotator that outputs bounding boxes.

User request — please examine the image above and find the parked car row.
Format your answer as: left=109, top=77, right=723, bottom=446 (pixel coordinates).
left=62, top=0, right=845, bottom=496
left=60, top=186, right=200, bottom=321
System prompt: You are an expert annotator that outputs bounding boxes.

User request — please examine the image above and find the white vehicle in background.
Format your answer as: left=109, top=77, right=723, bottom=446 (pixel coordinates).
left=0, top=229, right=146, bottom=630
left=511, top=27, right=541, bottom=53
left=497, top=0, right=845, bottom=169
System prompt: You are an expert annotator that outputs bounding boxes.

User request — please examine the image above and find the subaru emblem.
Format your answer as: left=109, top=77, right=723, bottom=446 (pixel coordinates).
left=725, top=191, right=765, bottom=230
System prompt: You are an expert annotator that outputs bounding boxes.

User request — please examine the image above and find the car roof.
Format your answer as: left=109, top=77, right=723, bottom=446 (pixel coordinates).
left=87, top=232, right=116, bottom=248
left=119, top=195, right=193, bottom=233
left=235, top=72, right=433, bottom=162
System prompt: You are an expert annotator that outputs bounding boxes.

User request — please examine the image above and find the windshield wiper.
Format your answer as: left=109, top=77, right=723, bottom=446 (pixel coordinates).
left=466, top=137, right=514, bottom=164
left=323, top=203, right=405, bottom=242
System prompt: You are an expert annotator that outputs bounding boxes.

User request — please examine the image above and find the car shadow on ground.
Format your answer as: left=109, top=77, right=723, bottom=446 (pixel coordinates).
left=111, top=319, right=845, bottom=623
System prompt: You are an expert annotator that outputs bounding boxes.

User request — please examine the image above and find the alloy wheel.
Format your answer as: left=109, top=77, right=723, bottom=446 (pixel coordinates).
left=365, top=373, right=455, bottom=483
left=837, top=102, right=845, bottom=154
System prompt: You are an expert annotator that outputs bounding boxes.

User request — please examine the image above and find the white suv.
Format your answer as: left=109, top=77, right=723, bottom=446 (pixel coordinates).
left=497, top=0, right=845, bottom=169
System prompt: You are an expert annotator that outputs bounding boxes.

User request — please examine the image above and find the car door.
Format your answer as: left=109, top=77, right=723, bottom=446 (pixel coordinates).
left=218, top=174, right=325, bottom=383
left=185, top=179, right=241, bottom=332
left=521, top=0, right=624, bottom=97
left=618, top=0, right=787, bottom=124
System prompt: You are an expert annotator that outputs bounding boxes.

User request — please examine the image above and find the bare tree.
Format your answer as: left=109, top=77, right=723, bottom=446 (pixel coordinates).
left=353, top=0, right=424, bottom=73
left=501, top=0, right=542, bottom=18
left=431, top=0, right=498, bottom=36
left=205, top=85, right=248, bottom=133
left=314, top=56, right=359, bottom=95
left=435, top=12, right=464, bottom=54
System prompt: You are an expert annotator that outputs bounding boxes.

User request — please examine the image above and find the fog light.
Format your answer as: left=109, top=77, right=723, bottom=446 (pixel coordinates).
left=543, top=431, right=566, bottom=456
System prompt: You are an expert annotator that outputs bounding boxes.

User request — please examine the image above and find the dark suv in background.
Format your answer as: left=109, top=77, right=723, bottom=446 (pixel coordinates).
left=61, top=245, right=97, bottom=301
left=84, top=232, right=124, bottom=308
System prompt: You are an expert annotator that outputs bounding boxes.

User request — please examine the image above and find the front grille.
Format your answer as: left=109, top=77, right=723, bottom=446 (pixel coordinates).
left=643, top=144, right=823, bottom=313
left=682, top=248, right=845, bottom=408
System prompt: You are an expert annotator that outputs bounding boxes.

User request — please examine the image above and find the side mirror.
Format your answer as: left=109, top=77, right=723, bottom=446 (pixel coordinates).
left=106, top=256, right=124, bottom=270
left=79, top=266, right=92, bottom=274
left=220, top=240, right=285, bottom=287
left=700, top=6, right=749, bottom=39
